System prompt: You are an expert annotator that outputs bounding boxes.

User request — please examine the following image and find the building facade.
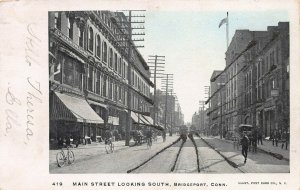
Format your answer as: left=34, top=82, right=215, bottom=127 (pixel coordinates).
left=49, top=11, right=154, bottom=143
left=243, top=22, right=289, bottom=137
left=208, top=22, right=289, bottom=138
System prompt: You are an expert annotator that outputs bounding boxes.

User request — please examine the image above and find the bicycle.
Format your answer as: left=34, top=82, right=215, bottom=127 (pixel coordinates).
left=56, top=146, right=75, bottom=167
left=105, top=138, right=114, bottom=154
left=146, top=137, right=152, bottom=149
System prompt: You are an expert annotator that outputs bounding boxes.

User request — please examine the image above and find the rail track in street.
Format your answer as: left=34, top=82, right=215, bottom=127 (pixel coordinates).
left=127, top=134, right=244, bottom=173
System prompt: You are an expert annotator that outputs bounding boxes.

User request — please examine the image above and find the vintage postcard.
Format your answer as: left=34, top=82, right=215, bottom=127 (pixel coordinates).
left=0, top=0, right=299, bottom=189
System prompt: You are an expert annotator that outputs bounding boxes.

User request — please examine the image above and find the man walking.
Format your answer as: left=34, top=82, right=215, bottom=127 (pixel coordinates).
left=257, top=126, right=263, bottom=145
left=240, top=132, right=250, bottom=163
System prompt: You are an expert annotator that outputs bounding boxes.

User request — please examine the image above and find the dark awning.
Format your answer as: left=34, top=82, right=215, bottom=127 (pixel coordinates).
left=51, top=92, right=104, bottom=124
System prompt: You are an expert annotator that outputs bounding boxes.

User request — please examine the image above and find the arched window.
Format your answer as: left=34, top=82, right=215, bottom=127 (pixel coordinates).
left=96, top=35, right=101, bottom=57
left=102, top=42, right=107, bottom=63
left=88, top=27, right=94, bottom=51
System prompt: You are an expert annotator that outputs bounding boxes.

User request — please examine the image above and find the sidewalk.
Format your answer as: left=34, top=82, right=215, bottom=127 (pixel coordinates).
left=200, top=136, right=289, bottom=173
left=213, top=136, right=289, bottom=161
left=49, top=139, right=130, bottom=169
left=49, top=135, right=178, bottom=169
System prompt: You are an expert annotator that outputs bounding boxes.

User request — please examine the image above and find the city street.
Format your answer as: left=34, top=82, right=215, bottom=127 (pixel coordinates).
left=50, top=135, right=289, bottom=173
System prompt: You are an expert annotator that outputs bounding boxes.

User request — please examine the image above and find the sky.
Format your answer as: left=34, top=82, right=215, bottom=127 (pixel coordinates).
left=138, top=10, right=288, bottom=123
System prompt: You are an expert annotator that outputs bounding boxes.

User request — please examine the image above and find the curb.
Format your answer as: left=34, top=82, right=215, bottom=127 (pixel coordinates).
left=212, top=137, right=289, bottom=161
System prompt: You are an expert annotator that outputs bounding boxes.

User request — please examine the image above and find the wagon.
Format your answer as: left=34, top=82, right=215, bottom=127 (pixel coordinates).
left=233, top=124, right=254, bottom=150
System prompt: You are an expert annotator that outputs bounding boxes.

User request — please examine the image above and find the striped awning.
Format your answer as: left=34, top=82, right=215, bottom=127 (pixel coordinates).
left=142, top=115, right=154, bottom=125
left=87, top=99, right=108, bottom=109
left=131, top=112, right=147, bottom=124
left=51, top=92, right=104, bottom=124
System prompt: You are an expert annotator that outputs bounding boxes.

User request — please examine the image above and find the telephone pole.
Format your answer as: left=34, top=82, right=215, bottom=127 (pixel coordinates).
left=148, top=55, right=165, bottom=127
left=115, top=10, right=146, bottom=146
left=161, top=74, right=174, bottom=135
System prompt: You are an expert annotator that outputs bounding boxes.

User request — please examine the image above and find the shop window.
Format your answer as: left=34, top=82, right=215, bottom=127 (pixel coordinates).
left=88, top=27, right=94, bottom=52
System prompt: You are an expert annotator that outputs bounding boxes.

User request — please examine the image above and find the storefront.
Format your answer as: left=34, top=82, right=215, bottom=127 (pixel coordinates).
left=50, top=91, right=105, bottom=142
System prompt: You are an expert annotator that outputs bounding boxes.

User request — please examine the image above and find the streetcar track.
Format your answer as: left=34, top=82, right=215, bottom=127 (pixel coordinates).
left=127, top=137, right=182, bottom=173
left=188, top=134, right=201, bottom=172
left=199, top=136, right=245, bottom=173
left=170, top=139, right=186, bottom=172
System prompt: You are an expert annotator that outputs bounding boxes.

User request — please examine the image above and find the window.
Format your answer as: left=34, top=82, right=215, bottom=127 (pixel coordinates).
left=78, top=28, right=84, bottom=48
left=96, top=70, right=100, bottom=95
left=62, top=56, right=82, bottom=89
left=96, top=35, right=101, bottom=57
left=102, top=75, right=107, bottom=97
left=109, top=48, right=113, bottom=68
left=114, top=53, right=118, bottom=71
left=276, top=46, right=279, bottom=65
left=67, top=18, right=73, bottom=39
left=123, top=62, right=126, bottom=78
left=88, top=66, right=94, bottom=92
left=88, top=27, right=94, bottom=51
left=54, top=12, right=61, bottom=30
left=119, top=57, right=122, bottom=76
left=102, top=42, right=107, bottom=63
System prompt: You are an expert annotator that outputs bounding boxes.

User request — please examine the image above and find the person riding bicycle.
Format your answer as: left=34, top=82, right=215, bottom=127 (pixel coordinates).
left=146, top=129, right=153, bottom=144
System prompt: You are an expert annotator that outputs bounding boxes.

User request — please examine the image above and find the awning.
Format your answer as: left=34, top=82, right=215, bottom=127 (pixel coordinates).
left=87, top=100, right=108, bottom=109
left=142, top=115, right=154, bottom=125
left=131, top=112, right=147, bottom=124
left=108, top=116, right=119, bottom=125
left=52, top=92, right=104, bottom=124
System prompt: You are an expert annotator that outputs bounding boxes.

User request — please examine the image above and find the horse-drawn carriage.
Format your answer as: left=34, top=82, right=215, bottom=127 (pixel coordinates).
left=233, top=124, right=255, bottom=150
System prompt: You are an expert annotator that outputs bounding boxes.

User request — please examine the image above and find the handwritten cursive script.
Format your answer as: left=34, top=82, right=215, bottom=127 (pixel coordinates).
left=25, top=77, right=43, bottom=143
left=25, top=23, right=41, bottom=67
left=5, top=85, right=21, bottom=135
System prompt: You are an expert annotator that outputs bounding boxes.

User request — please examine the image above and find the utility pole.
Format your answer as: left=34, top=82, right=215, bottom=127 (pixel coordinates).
left=148, top=55, right=165, bottom=127
left=204, top=86, right=210, bottom=136
left=199, top=100, right=205, bottom=133
left=115, top=10, right=146, bottom=146
left=161, top=74, right=174, bottom=135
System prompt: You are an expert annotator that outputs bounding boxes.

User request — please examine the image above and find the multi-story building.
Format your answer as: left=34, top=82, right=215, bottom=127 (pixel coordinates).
left=49, top=11, right=154, bottom=143
left=150, top=89, right=184, bottom=133
left=209, top=70, right=226, bottom=136
left=222, top=29, right=270, bottom=133
left=243, top=22, right=289, bottom=137
left=209, top=22, right=289, bottom=139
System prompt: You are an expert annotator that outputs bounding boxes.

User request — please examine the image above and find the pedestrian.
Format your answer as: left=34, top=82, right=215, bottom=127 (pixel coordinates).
left=281, top=130, right=287, bottom=149
left=162, top=130, right=166, bottom=142
left=275, top=130, right=280, bottom=147
left=252, top=128, right=258, bottom=153
left=271, top=130, right=275, bottom=146
left=257, top=126, right=263, bottom=145
left=240, top=132, right=249, bottom=163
